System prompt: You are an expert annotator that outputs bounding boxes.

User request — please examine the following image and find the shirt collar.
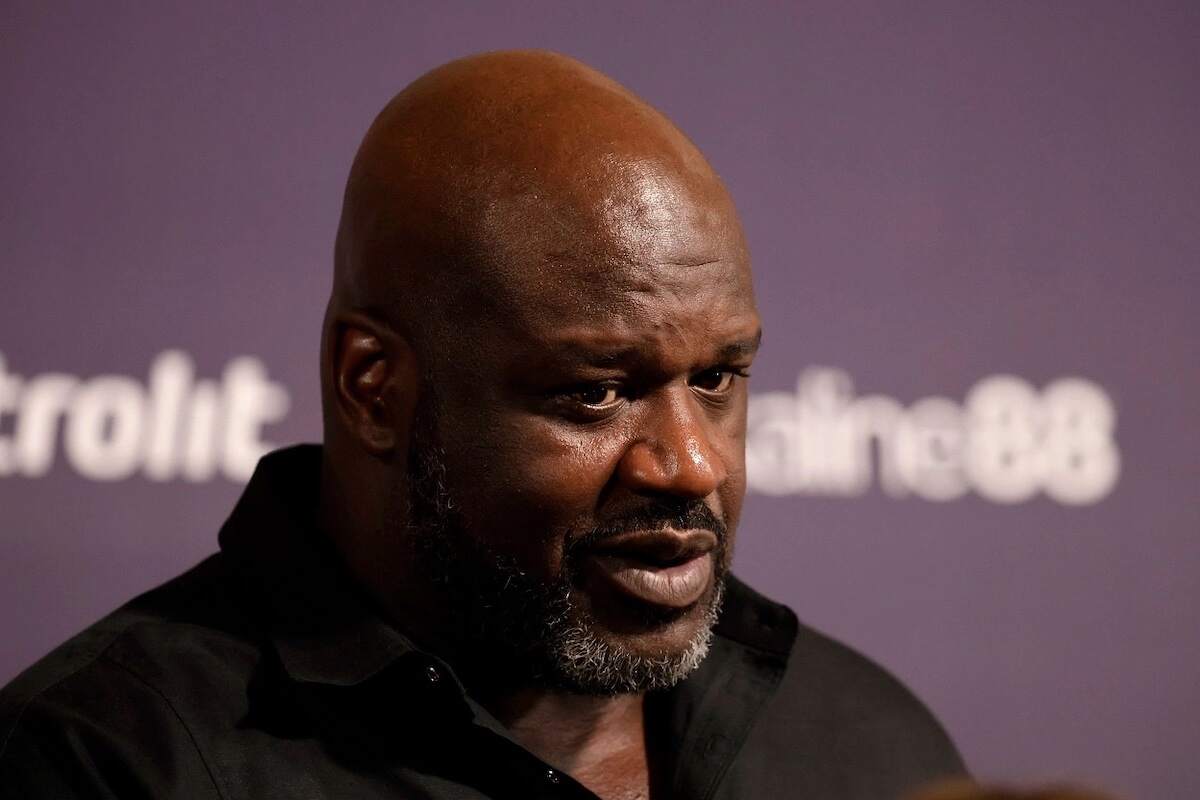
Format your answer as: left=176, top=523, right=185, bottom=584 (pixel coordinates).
left=218, top=444, right=417, bottom=687
left=714, top=573, right=798, bottom=658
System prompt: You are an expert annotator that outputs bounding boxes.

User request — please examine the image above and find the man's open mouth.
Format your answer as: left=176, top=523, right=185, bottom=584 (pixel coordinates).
left=582, top=529, right=717, bottom=609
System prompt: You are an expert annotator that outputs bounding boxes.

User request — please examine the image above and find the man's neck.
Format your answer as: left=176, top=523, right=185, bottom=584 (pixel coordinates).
left=485, top=688, right=653, bottom=800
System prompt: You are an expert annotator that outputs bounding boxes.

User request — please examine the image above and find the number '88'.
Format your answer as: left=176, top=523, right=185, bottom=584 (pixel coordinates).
left=964, top=376, right=1119, bottom=505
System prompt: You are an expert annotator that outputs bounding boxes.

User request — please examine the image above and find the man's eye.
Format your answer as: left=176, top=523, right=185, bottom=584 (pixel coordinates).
left=571, top=384, right=622, bottom=409
left=690, top=368, right=743, bottom=396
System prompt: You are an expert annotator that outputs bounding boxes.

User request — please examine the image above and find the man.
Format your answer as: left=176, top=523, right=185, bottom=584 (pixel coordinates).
left=0, top=51, right=965, bottom=798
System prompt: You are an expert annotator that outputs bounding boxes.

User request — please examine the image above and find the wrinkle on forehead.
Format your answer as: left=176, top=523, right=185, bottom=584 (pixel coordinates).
left=595, top=160, right=739, bottom=267
left=484, top=264, right=758, bottom=364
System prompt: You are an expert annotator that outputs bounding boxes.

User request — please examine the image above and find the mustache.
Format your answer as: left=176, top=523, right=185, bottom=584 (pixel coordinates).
left=566, top=499, right=727, bottom=557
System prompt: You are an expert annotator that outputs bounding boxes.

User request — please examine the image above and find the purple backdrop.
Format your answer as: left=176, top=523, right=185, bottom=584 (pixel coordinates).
left=3, top=2, right=1197, bottom=797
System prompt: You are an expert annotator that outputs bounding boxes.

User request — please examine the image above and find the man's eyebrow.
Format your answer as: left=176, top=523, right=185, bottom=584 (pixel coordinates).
left=715, top=329, right=762, bottom=362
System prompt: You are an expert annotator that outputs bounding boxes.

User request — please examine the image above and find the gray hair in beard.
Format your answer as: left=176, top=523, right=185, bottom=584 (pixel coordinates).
left=398, top=393, right=725, bottom=696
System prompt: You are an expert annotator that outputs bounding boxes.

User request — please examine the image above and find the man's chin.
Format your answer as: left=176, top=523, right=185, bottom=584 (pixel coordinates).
left=574, top=579, right=721, bottom=657
left=533, top=576, right=725, bottom=695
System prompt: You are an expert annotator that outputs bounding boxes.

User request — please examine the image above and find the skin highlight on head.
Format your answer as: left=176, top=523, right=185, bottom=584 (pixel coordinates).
left=317, top=50, right=759, bottom=798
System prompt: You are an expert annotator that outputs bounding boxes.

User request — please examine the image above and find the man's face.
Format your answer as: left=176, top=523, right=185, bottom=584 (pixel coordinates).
left=402, top=167, right=758, bottom=694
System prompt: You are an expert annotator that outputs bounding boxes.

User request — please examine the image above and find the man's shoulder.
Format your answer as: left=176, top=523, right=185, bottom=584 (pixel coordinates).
left=719, top=576, right=966, bottom=793
left=722, top=575, right=957, bottom=731
left=0, top=554, right=261, bottom=759
left=783, top=618, right=954, bottom=733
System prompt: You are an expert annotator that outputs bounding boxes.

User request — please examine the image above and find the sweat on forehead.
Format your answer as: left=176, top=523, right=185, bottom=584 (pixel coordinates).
left=330, top=50, right=747, bottom=336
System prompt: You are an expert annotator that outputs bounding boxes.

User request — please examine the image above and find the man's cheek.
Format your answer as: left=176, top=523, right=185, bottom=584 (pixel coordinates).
left=716, top=443, right=746, bottom=564
left=504, top=453, right=610, bottom=529
left=457, top=434, right=618, bottom=571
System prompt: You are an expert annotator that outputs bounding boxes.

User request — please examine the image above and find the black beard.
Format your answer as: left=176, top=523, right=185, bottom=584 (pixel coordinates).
left=396, top=397, right=728, bottom=695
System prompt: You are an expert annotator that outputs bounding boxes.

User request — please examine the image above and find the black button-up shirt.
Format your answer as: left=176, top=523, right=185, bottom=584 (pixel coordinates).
left=0, top=446, right=965, bottom=798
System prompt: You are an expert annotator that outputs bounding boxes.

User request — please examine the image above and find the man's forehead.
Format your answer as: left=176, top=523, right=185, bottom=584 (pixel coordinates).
left=594, top=158, right=741, bottom=263
left=537, top=317, right=763, bottom=364
left=478, top=155, right=746, bottom=273
left=474, top=256, right=760, bottom=367
left=416, top=180, right=756, bottom=375
left=472, top=159, right=752, bottom=308
left=494, top=229, right=748, bottom=299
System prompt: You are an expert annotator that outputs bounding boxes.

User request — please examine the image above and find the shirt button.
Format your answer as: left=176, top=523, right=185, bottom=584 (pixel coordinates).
left=425, top=664, right=441, bottom=684
left=544, top=768, right=560, bottom=785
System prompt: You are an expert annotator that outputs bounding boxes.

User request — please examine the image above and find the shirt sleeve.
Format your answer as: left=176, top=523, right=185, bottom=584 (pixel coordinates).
left=0, top=655, right=224, bottom=799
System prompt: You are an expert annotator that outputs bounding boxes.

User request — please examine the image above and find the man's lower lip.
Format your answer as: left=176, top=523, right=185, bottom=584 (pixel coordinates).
left=585, top=552, right=713, bottom=609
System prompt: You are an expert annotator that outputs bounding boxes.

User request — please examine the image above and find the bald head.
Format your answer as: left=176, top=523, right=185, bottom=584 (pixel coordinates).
left=330, top=50, right=746, bottom=344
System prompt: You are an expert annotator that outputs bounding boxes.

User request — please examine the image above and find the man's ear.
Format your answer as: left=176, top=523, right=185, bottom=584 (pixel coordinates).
left=327, top=312, right=419, bottom=456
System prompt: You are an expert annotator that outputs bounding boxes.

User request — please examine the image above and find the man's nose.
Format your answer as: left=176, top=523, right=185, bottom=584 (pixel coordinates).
left=616, top=388, right=727, bottom=499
